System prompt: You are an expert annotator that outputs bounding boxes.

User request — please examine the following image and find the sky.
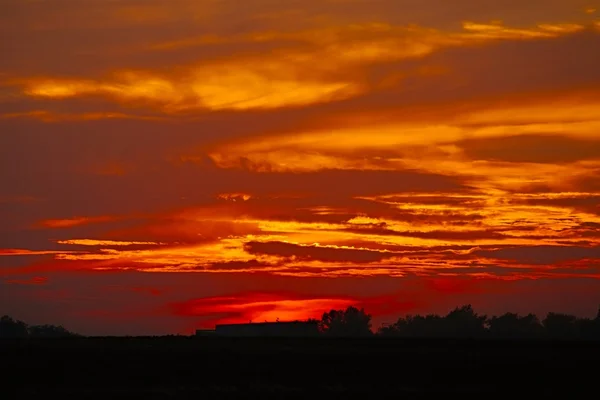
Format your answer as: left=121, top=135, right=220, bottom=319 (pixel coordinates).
left=1, top=0, right=600, bottom=336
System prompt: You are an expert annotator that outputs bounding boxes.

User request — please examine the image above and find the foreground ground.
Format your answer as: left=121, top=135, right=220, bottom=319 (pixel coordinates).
left=2, top=337, right=599, bottom=398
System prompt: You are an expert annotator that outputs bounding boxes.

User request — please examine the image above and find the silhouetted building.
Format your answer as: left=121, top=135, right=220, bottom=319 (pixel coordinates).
left=214, top=321, right=319, bottom=337
left=195, top=329, right=216, bottom=337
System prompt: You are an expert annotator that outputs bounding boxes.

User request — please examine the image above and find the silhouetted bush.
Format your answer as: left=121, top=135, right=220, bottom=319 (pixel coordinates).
left=378, top=305, right=487, bottom=338
left=543, top=313, right=579, bottom=339
left=376, top=305, right=600, bottom=340
left=488, top=313, right=544, bottom=339
left=29, top=324, right=79, bottom=338
left=319, top=306, right=373, bottom=337
left=0, top=316, right=29, bottom=338
left=0, top=315, right=79, bottom=338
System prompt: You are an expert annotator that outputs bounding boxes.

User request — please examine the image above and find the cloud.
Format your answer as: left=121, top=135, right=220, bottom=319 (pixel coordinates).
left=56, top=239, right=164, bottom=247
left=35, top=216, right=119, bottom=228
left=169, top=289, right=425, bottom=328
left=4, top=276, right=48, bottom=286
left=0, top=110, right=162, bottom=123
left=457, top=135, right=600, bottom=164
left=169, top=291, right=357, bottom=325
left=199, top=260, right=279, bottom=272
left=473, top=245, right=600, bottom=265
left=244, top=241, right=398, bottom=263
left=8, top=18, right=594, bottom=113
left=343, top=226, right=510, bottom=241
left=508, top=193, right=600, bottom=215
left=0, top=249, right=75, bottom=256
left=19, top=70, right=361, bottom=112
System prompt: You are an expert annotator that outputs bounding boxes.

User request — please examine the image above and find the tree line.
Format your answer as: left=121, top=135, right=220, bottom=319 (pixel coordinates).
left=0, top=315, right=79, bottom=338
left=4, top=304, right=600, bottom=339
left=318, top=305, right=600, bottom=339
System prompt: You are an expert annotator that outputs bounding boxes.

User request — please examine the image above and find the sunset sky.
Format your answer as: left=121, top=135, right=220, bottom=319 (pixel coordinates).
left=2, top=0, right=600, bottom=335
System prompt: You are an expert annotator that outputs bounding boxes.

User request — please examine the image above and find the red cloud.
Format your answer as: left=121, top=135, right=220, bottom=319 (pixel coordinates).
left=169, top=290, right=425, bottom=330
left=170, top=291, right=357, bottom=328
left=244, top=241, right=397, bottom=263
left=4, top=276, right=48, bottom=285
left=34, top=216, right=118, bottom=228
left=131, top=286, right=162, bottom=296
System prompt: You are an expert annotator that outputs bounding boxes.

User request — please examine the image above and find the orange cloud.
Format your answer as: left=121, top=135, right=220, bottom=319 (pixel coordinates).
left=14, top=20, right=590, bottom=113
left=0, top=110, right=162, bottom=123
left=460, top=21, right=584, bottom=39
left=206, top=91, right=600, bottom=173
left=56, top=239, right=164, bottom=247
left=19, top=69, right=361, bottom=112
left=0, top=249, right=78, bottom=256
left=36, top=216, right=118, bottom=228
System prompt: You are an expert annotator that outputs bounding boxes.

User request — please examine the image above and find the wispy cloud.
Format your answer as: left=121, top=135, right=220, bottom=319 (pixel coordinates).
left=35, top=216, right=119, bottom=228
left=4, top=276, right=48, bottom=285
left=56, top=239, right=164, bottom=247
left=12, top=20, right=590, bottom=114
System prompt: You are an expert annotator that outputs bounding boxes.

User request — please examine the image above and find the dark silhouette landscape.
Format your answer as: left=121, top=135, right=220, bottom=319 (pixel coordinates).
left=3, top=305, right=600, bottom=398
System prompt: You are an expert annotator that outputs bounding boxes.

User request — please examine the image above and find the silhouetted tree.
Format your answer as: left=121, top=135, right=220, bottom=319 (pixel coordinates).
left=0, top=315, right=29, bottom=338
left=29, top=324, right=77, bottom=338
left=443, top=305, right=488, bottom=338
left=0, top=315, right=80, bottom=338
left=378, top=314, right=446, bottom=337
left=543, top=312, right=579, bottom=339
left=320, top=306, right=372, bottom=337
left=378, top=306, right=600, bottom=340
left=576, top=318, right=598, bottom=340
left=377, top=306, right=487, bottom=338
left=488, top=313, right=544, bottom=339
left=594, top=307, right=600, bottom=339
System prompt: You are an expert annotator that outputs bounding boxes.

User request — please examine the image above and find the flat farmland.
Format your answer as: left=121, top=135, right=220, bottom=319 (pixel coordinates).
left=2, top=338, right=598, bottom=398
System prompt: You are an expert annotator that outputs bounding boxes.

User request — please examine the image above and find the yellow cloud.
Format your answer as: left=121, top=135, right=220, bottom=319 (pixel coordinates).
left=457, top=97, right=600, bottom=127
left=46, top=189, right=600, bottom=276
left=56, top=239, right=163, bottom=246
left=55, top=237, right=280, bottom=272
left=206, top=91, right=600, bottom=175
left=217, top=193, right=253, bottom=202
left=0, top=110, right=161, bottom=122
left=461, top=21, right=584, bottom=39
left=18, top=20, right=588, bottom=112
left=21, top=68, right=360, bottom=111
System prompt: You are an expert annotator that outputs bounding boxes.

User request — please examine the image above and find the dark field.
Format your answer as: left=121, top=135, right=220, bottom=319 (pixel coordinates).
left=3, top=338, right=599, bottom=399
